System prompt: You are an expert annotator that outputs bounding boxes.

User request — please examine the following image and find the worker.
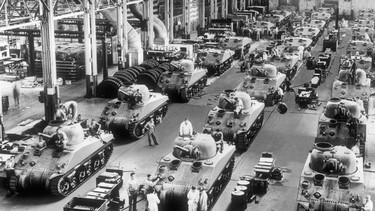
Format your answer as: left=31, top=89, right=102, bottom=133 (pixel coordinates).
left=144, top=118, right=159, bottom=146
left=298, top=45, right=305, bottom=60
left=350, top=60, right=357, bottom=85
left=55, top=104, right=67, bottom=121
left=362, top=195, right=373, bottom=211
left=187, top=186, right=200, bottom=211
left=88, top=119, right=101, bottom=136
left=39, top=128, right=70, bottom=151
left=274, top=87, right=284, bottom=103
left=233, top=97, right=244, bottom=118
left=147, top=188, right=160, bottom=211
left=180, top=118, right=193, bottom=137
left=4, top=155, right=15, bottom=197
left=213, top=129, right=224, bottom=153
left=144, top=174, right=160, bottom=193
left=262, top=51, right=268, bottom=62
left=12, top=81, right=21, bottom=108
left=134, top=89, right=143, bottom=104
left=355, top=96, right=366, bottom=115
left=199, top=187, right=208, bottom=211
left=127, top=172, right=139, bottom=211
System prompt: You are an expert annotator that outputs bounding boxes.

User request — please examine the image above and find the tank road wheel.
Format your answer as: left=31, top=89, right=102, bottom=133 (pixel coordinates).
left=129, top=122, right=145, bottom=139
left=180, top=88, right=192, bottom=103
left=9, top=175, right=18, bottom=192
left=93, top=158, right=101, bottom=171
left=235, top=132, right=248, bottom=152
left=50, top=176, right=70, bottom=196
left=78, top=170, right=86, bottom=183
left=70, top=177, right=77, bottom=189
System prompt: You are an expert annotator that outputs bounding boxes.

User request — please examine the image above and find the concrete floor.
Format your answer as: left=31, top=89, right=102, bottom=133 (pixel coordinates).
left=0, top=21, right=375, bottom=211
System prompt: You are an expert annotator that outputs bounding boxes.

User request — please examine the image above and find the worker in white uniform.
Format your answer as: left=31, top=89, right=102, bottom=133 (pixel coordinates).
left=146, top=188, right=160, bottom=211
left=298, top=45, right=305, bottom=60
left=199, top=187, right=208, bottom=211
left=187, top=186, right=200, bottom=211
left=234, top=97, right=244, bottom=118
left=362, top=195, right=373, bottom=211
left=180, top=118, right=193, bottom=137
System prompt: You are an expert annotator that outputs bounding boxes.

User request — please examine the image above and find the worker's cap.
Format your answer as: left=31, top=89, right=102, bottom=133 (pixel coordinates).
left=147, top=174, right=151, bottom=177
left=191, top=186, right=196, bottom=190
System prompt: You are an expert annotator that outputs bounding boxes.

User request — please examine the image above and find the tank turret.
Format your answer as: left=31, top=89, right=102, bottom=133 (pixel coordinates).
left=100, top=83, right=169, bottom=139
left=154, top=133, right=236, bottom=211
left=0, top=103, right=114, bottom=197
left=297, top=143, right=365, bottom=210
left=157, top=59, right=207, bottom=103
left=316, top=98, right=367, bottom=157
left=202, top=90, right=265, bottom=151
left=236, top=63, right=286, bottom=106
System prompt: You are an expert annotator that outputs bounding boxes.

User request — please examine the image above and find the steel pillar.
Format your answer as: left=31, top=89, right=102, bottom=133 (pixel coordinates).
left=40, top=0, right=58, bottom=122
left=90, top=1, right=98, bottom=97
left=169, top=0, right=174, bottom=40
left=198, top=0, right=205, bottom=27
left=84, top=0, right=92, bottom=98
left=117, top=1, right=124, bottom=69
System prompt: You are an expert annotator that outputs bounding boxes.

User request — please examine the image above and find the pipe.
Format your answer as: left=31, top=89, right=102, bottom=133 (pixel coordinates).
left=100, top=9, right=142, bottom=50
left=129, top=3, right=169, bottom=43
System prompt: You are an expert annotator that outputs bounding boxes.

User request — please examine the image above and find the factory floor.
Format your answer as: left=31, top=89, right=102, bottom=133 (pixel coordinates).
left=1, top=21, right=375, bottom=211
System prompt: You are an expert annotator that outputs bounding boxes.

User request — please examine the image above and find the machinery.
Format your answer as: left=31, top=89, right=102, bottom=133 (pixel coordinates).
left=202, top=90, right=265, bottom=151
left=279, top=37, right=313, bottom=55
left=100, top=83, right=169, bottom=139
left=294, top=27, right=321, bottom=45
left=154, top=132, right=235, bottom=211
left=237, top=61, right=286, bottom=106
left=295, top=86, right=319, bottom=109
left=346, top=40, right=374, bottom=69
left=323, top=31, right=339, bottom=52
left=64, top=169, right=124, bottom=211
left=0, top=101, right=114, bottom=197
left=197, top=49, right=234, bottom=76
left=311, top=11, right=332, bottom=21
left=316, top=98, right=367, bottom=156
left=157, top=59, right=207, bottom=103
left=297, top=142, right=365, bottom=211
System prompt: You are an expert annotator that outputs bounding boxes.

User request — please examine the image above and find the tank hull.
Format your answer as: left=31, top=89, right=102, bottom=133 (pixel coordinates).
left=1, top=121, right=114, bottom=197
left=198, top=49, right=234, bottom=76
left=155, top=141, right=236, bottom=211
left=297, top=145, right=364, bottom=211
left=158, top=67, right=207, bottom=103
left=100, top=92, right=169, bottom=139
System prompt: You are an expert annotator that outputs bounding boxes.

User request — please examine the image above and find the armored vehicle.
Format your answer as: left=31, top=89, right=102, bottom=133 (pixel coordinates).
left=221, top=37, right=252, bottom=60
left=297, top=142, right=364, bottom=211
left=294, top=27, right=321, bottom=45
left=316, top=98, right=367, bottom=157
left=154, top=133, right=235, bottom=211
left=237, top=62, right=286, bottom=106
left=332, top=60, right=371, bottom=101
left=157, top=59, right=207, bottom=102
left=279, top=37, right=313, bottom=54
left=0, top=102, right=114, bottom=197
left=100, top=83, right=168, bottom=139
left=202, top=90, right=265, bottom=151
left=311, top=11, right=331, bottom=21
left=197, top=49, right=234, bottom=76
left=346, top=40, right=374, bottom=68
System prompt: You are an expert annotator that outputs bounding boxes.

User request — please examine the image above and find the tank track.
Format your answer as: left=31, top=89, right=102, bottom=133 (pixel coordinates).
left=128, top=103, right=169, bottom=139
left=48, top=141, right=113, bottom=197
left=207, top=155, right=235, bottom=211
left=180, top=76, right=207, bottom=103
left=235, top=110, right=265, bottom=152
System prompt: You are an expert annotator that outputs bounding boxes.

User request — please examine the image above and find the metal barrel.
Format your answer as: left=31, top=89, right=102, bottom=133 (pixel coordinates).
left=231, top=190, right=246, bottom=211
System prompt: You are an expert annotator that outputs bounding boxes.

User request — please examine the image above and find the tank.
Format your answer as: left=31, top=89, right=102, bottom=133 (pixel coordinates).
left=346, top=40, right=374, bottom=68
left=197, top=48, right=234, bottom=76
left=316, top=98, right=367, bottom=157
left=294, top=27, right=321, bottom=45
left=202, top=90, right=265, bottom=151
left=221, top=37, right=252, bottom=60
left=297, top=142, right=365, bottom=210
left=311, top=11, right=332, bottom=21
left=0, top=102, right=114, bottom=197
left=236, top=60, right=286, bottom=106
left=100, top=83, right=169, bottom=139
left=154, top=133, right=236, bottom=211
left=279, top=37, right=313, bottom=55
left=332, top=59, right=371, bottom=103
left=305, top=19, right=327, bottom=29
left=157, top=59, right=207, bottom=103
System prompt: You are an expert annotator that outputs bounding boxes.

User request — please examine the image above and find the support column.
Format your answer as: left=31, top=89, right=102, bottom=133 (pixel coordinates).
left=169, top=0, right=174, bottom=40
left=210, top=0, right=215, bottom=21
left=147, top=0, right=154, bottom=48
left=122, top=0, right=129, bottom=67
left=90, top=0, right=98, bottom=97
left=182, top=0, right=186, bottom=36
left=186, top=0, right=191, bottom=35
left=84, top=0, right=92, bottom=98
left=40, top=0, right=58, bottom=122
left=165, top=0, right=170, bottom=40
left=117, top=1, right=124, bottom=69
left=198, top=0, right=205, bottom=29
left=28, top=34, right=35, bottom=76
